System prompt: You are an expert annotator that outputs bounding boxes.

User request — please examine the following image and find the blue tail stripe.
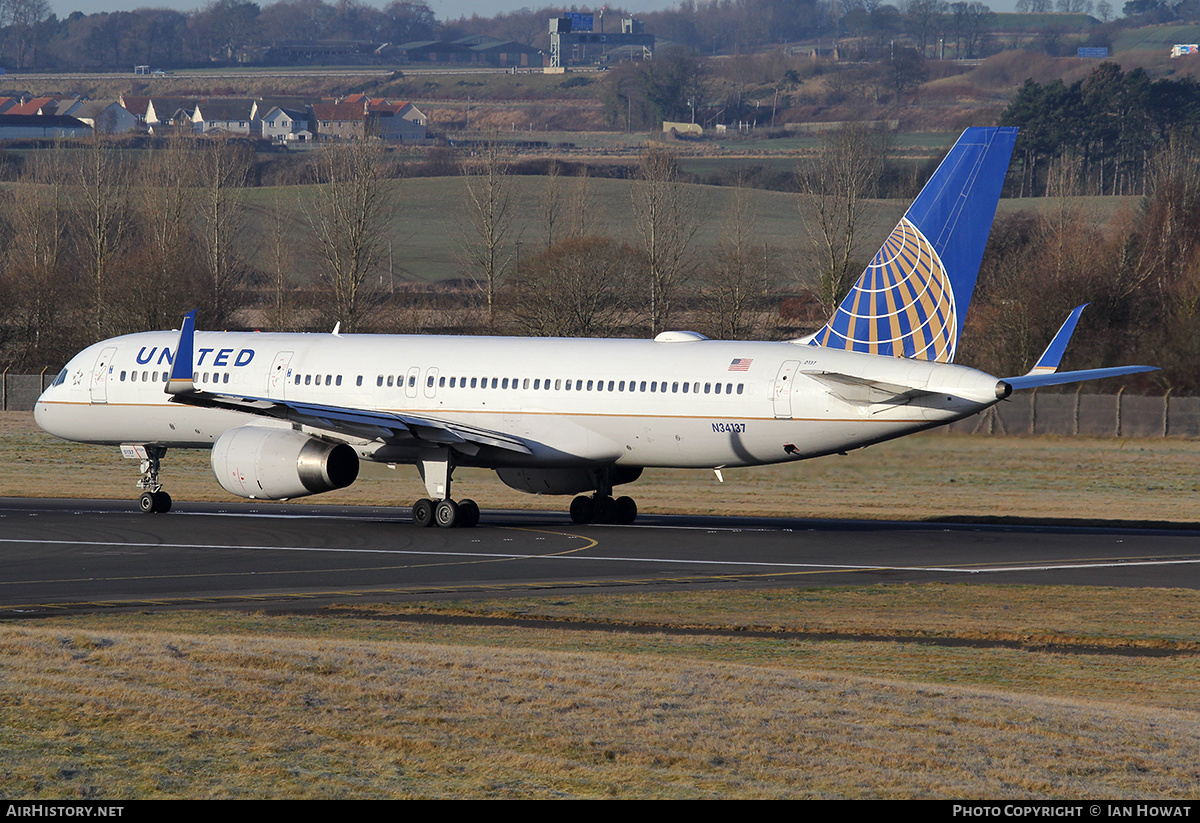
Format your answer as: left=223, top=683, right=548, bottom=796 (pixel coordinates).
left=809, top=126, right=1017, bottom=363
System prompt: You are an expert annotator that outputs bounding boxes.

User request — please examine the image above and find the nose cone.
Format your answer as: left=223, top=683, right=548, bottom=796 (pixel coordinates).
left=33, top=392, right=56, bottom=436
left=33, top=379, right=69, bottom=440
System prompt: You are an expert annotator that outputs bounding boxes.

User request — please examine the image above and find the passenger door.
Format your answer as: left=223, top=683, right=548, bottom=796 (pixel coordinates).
left=89, top=346, right=117, bottom=404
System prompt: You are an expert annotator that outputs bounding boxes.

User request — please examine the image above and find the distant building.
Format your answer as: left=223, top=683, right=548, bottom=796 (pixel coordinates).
left=393, top=37, right=542, bottom=67
left=310, top=100, right=366, bottom=140
left=260, top=106, right=312, bottom=142
left=0, top=114, right=90, bottom=139
left=145, top=97, right=199, bottom=131
left=366, top=100, right=428, bottom=142
left=70, top=101, right=137, bottom=134
left=192, top=99, right=257, bottom=136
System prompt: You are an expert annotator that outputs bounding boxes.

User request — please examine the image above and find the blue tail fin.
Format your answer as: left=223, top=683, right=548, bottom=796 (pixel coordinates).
left=808, top=126, right=1017, bottom=363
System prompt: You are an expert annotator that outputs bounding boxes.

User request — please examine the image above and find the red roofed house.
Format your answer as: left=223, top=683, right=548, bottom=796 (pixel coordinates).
left=310, top=99, right=366, bottom=140
left=365, top=99, right=427, bottom=143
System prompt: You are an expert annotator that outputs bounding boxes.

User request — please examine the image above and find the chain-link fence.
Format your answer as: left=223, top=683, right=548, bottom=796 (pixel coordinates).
left=942, top=390, right=1197, bottom=437
left=1, top=373, right=55, bottom=412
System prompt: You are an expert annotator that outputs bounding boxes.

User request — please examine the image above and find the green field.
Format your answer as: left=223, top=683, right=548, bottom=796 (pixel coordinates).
left=236, top=175, right=1141, bottom=288
left=1113, top=24, right=1200, bottom=55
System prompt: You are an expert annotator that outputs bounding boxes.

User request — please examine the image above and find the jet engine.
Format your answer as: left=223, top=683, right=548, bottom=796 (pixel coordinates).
left=496, top=466, right=642, bottom=495
left=211, top=425, right=359, bottom=500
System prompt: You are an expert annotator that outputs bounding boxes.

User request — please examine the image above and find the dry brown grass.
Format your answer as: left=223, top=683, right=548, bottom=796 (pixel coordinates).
left=2, top=593, right=1199, bottom=799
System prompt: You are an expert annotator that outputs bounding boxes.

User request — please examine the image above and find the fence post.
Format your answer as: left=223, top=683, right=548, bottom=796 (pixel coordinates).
left=1163, top=388, right=1173, bottom=437
left=1029, top=389, right=1037, bottom=435
left=1115, top=386, right=1125, bottom=437
left=1073, top=386, right=1081, bottom=436
left=1, top=367, right=7, bottom=412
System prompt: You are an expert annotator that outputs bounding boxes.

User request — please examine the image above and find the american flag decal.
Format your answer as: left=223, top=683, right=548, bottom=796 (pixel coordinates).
left=728, top=358, right=753, bottom=371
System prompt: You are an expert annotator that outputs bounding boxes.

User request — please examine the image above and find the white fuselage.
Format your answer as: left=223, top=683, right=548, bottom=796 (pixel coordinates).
left=35, top=330, right=1004, bottom=472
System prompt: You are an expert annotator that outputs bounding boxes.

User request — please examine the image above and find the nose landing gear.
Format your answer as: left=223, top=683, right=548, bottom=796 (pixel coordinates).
left=126, top=444, right=172, bottom=514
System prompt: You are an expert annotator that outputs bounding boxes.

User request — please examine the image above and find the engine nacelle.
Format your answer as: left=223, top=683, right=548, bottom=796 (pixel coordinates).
left=211, top=425, right=359, bottom=500
left=496, top=466, right=642, bottom=495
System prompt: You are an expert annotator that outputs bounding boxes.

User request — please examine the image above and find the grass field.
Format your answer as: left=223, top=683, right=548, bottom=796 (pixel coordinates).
left=3, top=587, right=1199, bottom=799
left=236, top=175, right=1140, bottom=288
left=1113, top=25, right=1200, bottom=56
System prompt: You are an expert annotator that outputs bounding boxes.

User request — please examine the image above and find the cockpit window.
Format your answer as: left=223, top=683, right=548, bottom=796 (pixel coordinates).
left=52, top=368, right=67, bottom=387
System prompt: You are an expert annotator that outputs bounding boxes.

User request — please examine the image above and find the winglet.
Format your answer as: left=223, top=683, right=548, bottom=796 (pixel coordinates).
left=165, top=310, right=197, bottom=396
left=1027, top=304, right=1087, bottom=376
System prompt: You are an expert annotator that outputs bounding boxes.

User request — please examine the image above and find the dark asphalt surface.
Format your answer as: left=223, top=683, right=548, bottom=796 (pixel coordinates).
left=2, top=497, right=1198, bottom=617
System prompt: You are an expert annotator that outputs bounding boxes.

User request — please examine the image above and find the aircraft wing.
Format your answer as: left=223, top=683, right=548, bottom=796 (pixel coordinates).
left=163, top=311, right=531, bottom=456
left=168, top=390, right=533, bottom=456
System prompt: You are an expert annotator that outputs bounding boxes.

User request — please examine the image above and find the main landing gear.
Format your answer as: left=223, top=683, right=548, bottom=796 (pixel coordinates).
left=411, top=449, right=478, bottom=528
left=567, top=468, right=638, bottom=525
left=569, top=493, right=637, bottom=525
left=133, top=445, right=172, bottom=514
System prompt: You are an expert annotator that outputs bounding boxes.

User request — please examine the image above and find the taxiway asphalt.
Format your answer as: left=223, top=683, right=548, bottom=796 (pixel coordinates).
left=1, top=497, right=1197, bottom=617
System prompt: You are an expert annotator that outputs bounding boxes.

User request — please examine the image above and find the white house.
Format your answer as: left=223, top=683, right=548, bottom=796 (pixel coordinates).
left=259, top=106, right=312, bottom=142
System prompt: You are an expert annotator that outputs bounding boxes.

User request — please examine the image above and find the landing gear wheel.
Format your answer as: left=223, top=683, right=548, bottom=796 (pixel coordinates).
left=138, top=491, right=171, bottom=514
left=413, top=498, right=435, bottom=527
left=570, top=495, right=594, bottom=525
left=458, top=499, right=480, bottom=528
left=434, top=499, right=459, bottom=528
left=612, top=496, right=637, bottom=525
left=592, top=495, right=613, bottom=523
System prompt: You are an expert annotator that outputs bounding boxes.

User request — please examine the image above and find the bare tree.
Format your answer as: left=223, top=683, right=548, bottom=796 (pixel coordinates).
left=537, top=158, right=562, bottom=252
left=306, top=139, right=396, bottom=333
left=631, top=147, right=703, bottom=336
left=265, top=204, right=303, bottom=331
left=4, top=0, right=50, bottom=69
left=503, top=237, right=642, bottom=338
left=565, top=165, right=602, bottom=240
left=697, top=180, right=776, bottom=340
left=796, top=124, right=893, bottom=316
left=458, top=136, right=517, bottom=331
left=197, top=136, right=253, bottom=329
left=75, top=136, right=134, bottom=338
left=133, top=132, right=199, bottom=332
left=0, top=143, right=71, bottom=367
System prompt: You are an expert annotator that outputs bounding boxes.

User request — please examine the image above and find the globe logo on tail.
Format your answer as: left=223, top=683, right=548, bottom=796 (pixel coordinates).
left=810, top=217, right=958, bottom=363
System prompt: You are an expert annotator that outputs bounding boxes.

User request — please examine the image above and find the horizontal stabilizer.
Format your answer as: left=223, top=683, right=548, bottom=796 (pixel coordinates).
left=1003, top=365, right=1157, bottom=391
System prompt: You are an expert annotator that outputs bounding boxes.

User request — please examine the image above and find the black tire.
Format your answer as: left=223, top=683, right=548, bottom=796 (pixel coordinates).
left=138, top=492, right=156, bottom=514
left=612, top=496, right=637, bottom=525
left=434, top=499, right=459, bottom=528
left=569, top=495, right=594, bottom=525
left=458, top=499, right=480, bottom=528
left=154, top=491, right=172, bottom=513
left=592, top=495, right=613, bottom=523
left=412, top=498, right=435, bottom=527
